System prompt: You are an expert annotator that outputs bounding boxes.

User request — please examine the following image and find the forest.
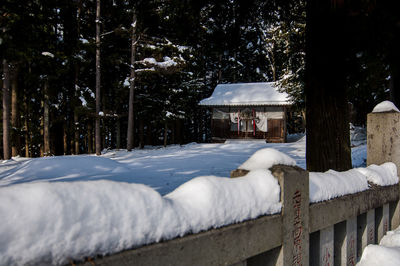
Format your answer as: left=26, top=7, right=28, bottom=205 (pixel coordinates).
left=0, top=0, right=398, bottom=159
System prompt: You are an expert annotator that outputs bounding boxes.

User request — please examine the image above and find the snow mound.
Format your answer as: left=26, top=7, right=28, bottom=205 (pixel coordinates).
left=0, top=171, right=281, bottom=265
left=309, top=168, right=369, bottom=203
left=355, top=162, right=398, bottom=186
left=380, top=227, right=400, bottom=248
left=357, top=245, right=400, bottom=266
left=238, top=148, right=296, bottom=171
left=358, top=226, right=400, bottom=265
left=372, top=101, right=400, bottom=113
left=165, top=169, right=281, bottom=232
left=0, top=156, right=131, bottom=186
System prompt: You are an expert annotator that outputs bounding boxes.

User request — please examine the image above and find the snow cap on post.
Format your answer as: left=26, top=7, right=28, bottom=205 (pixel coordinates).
left=372, top=101, right=400, bottom=113
left=239, top=148, right=296, bottom=171
left=231, top=148, right=296, bottom=178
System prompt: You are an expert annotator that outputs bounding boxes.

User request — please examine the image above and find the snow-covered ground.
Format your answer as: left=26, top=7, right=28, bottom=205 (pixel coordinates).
left=0, top=138, right=308, bottom=195
left=0, top=135, right=366, bottom=195
left=1, top=132, right=396, bottom=265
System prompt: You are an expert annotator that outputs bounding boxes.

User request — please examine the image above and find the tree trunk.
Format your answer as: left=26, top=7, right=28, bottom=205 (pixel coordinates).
left=23, top=94, right=30, bottom=157
left=95, top=0, right=101, bottom=155
left=74, top=111, right=79, bottom=154
left=127, top=11, right=137, bottom=151
left=88, top=121, right=93, bottom=154
left=146, top=123, right=152, bottom=146
left=176, top=119, right=182, bottom=144
left=11, top=65, right=20, bottom=157
left=305, top=0, right=352, bottom=172
left=172, top=121, right=176, bottom=144
left=139, top=118, right=144, bottom=149
left=163, top=122, right=168, bottom=147
left=2, top=59, right=11, bottom=160
left=43, top=79, right=50, bottom=156
left=116, top=118, right=121, bottom=149
left=63, top=123, right=68, bottom=155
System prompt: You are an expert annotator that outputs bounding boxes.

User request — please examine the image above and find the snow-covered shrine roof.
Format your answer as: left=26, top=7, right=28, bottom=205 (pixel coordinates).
left=199, top=82, right=291, bottom=107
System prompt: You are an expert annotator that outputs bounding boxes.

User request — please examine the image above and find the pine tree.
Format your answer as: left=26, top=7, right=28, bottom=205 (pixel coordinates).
left=95, top=0, right=101, bottom=155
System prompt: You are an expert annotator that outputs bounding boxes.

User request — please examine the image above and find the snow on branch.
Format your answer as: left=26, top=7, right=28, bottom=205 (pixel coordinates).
left=136, top=56, right=178, bottom=69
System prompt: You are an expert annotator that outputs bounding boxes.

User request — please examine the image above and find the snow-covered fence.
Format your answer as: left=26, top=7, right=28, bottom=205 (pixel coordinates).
left=78, top=164, right=399, bottom=266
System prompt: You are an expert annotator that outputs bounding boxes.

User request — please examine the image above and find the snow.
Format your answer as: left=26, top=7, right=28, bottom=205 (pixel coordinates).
left=372, top=100, right=400, bottom=113
left=380, top=227, right=400, bottom=247
left=41, top=52, right=54, bottom=58
left=0, top=158, right=282, bottom=265
left=358, top=227, right=400, bottom=266
left=357, top=245, right=400, bottom=266
left=309, top=169, right=369, bottom=203
left=0, top=156, right=132, bottom=186
left=0, top=132, right=391, bottom=265
left=139, top=57, right=177, bottom=69
left=198, top=82, right=291, bottom=106
left=239, top=148, right=296, bottom=170
left=355, top=162, right=398, bottom=186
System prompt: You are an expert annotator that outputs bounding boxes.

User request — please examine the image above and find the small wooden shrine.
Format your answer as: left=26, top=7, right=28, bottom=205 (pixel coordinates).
left=199, top=82, right=291, bottom=143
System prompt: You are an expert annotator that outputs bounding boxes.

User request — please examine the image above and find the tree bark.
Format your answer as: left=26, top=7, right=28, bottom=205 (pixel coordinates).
left=74, top=111, right=79, bottom=154
left=88, top=121, right=93, bottom=154
left=139, top=118, right=144, bottom=149
left=116, top=118, right=121, bottom=149
left=23, top=94, right=30, bottom=157
left=146, top=123, right=152, bottom=146
left=2, top=59, right=11, bottom=160
left=305, top=0, right=352, bottom=172
left=127, top=11, right=137, bottom=151
left=63, top=123, right=68, bottom=155
left=11, top=65, right=20, bottom=157
left=95, top=0, right=101, bottom=155
left=43, top=79, right=50, bottom=156
left=163, top=122, right=168, bottom=147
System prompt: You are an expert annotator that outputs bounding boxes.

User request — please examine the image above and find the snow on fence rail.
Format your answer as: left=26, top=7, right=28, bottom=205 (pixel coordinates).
left=74, top=109, right=400, bottom=266
left=76, top=165, right=399, bottom=266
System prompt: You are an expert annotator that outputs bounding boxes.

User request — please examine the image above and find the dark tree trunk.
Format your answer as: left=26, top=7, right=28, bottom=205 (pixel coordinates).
left=305, top=0, right=352, bottom=172
left=139, top=118, right=144, bottom=149
left=163, top=122, right=168, bottom=147
left=43, top=79, right=50, bottom=156
left=95, top=0, right=101, bottom=155
left=176, top=119, right=182, bottom=144
left=74, top=111, right=79, bottom=154
left=127, top=11, right=137, bottom=151
left=88, top=121, right=93, bottom=154
left=63, top=123, right=68, bottom=155
left=23, top=94, right=30, bottom=157
left=116, top=118, right=121, bottom=149
left=11, top=65, right=20, bottom=157
left=2, top=59, right=11, bottom=160
left=146, top=123, right=152, bottom=146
